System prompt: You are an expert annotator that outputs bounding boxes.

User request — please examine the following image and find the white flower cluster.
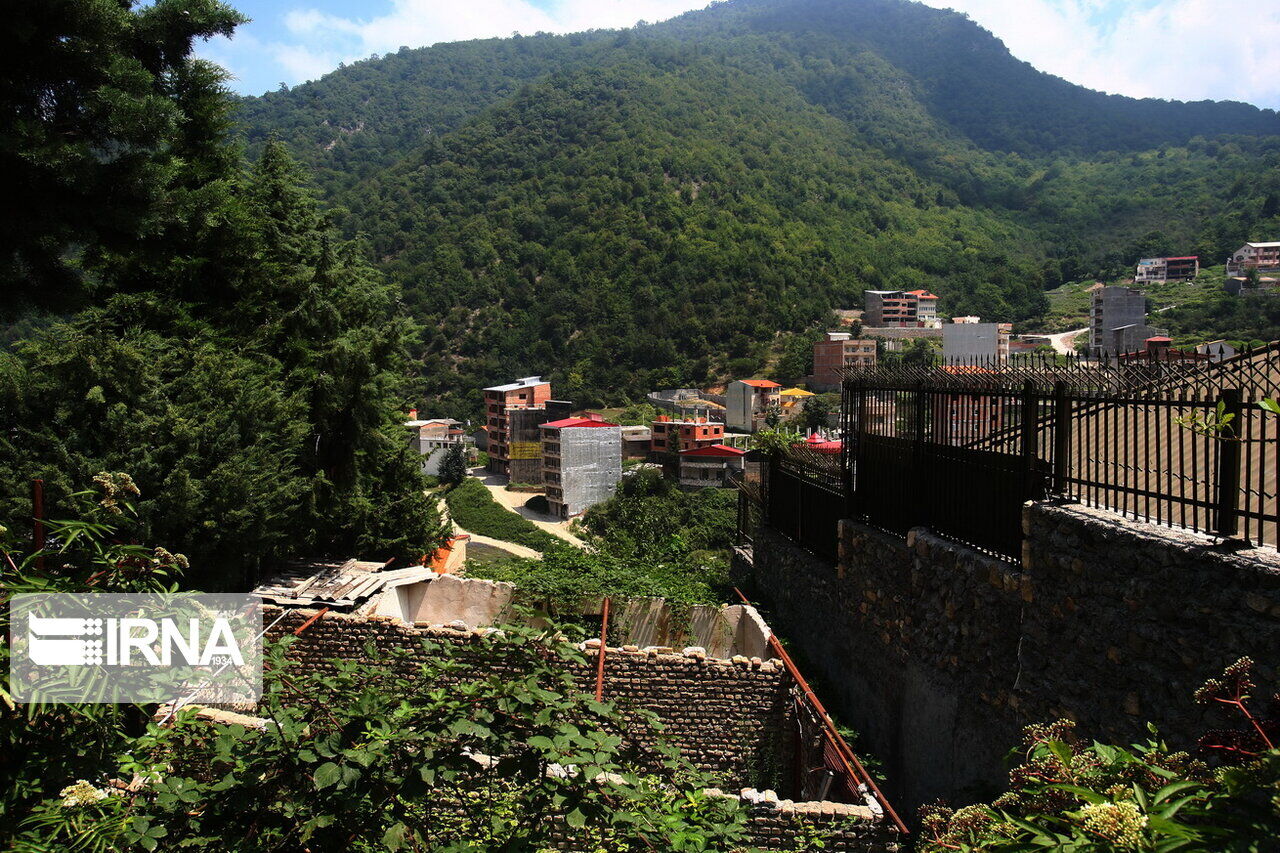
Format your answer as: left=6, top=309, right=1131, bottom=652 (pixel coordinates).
left=1078, top=800, right=1148, bottom=849
left=59, top=780, right=111, bottom=808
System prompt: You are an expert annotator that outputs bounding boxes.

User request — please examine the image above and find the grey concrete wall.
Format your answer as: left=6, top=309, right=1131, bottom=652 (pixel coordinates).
left=739, top=502, right=1280, bottom=810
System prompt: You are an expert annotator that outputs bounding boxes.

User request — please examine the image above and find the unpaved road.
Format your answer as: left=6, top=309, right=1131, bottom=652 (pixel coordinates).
left=1046, top=327, right=1088, bottom=355
left=469, top=467, right=589, bottom=549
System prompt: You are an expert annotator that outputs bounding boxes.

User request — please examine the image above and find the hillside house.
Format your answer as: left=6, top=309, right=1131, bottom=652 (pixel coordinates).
left=943, top=320, right=1012, bottom=364
left=1135, top=256, right=1199, bottom=283
left=651, top=415, right=723, bottom=453
left=726, top=379, right=782, bottom=433
left=404, top=413, right=472, bottom=476
left=540, top=415, right=622, bottom=518
left=809, top=332, right=877, bottom=390
left=678, top=444, right=748, bottom=488
left=1227, top=242, right=1280, bottom=277
left=863, top=289, right=939, bottom=328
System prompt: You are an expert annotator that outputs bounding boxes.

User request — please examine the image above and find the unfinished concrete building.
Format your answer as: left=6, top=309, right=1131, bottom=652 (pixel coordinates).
left=484, top=377, right=552, bottom=475
left=540, top=415, right=622, bottom=518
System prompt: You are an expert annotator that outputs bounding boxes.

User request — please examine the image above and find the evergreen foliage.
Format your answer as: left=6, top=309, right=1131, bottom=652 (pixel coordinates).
left=438, top=443, right=469, bottom=486
left=1, top=3, right=447, bottom=589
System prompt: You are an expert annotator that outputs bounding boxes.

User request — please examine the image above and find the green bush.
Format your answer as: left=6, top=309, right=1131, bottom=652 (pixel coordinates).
left=445, top=478, right=559, bottom=552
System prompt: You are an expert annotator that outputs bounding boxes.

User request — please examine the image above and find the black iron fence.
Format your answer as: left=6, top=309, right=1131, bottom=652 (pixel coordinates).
left=836, top=348, right=1280, bottom=562
left=765, top=448, right=845, bottom=562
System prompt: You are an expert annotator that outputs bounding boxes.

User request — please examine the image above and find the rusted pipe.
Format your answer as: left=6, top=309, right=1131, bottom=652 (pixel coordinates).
left=293, top=607, right=330, bottom=636
left=734, top=588, right=909, bottom=836
left=594, top=597, right=610, bottom=701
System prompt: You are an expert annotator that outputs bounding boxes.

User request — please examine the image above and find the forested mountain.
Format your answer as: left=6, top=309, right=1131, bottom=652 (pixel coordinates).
left=200, top=0, right=1280, bottom=409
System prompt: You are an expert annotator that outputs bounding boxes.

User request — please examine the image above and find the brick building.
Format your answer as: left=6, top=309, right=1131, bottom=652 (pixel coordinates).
left=483, top=376, right=551, bottom=475
left=809, top=331, right=876, bottom=390
left=650, top=415, right=724, bottom=453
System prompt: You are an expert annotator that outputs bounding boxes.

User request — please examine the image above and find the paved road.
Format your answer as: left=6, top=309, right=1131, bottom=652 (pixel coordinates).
left=469, top=467, right=589, bottom=549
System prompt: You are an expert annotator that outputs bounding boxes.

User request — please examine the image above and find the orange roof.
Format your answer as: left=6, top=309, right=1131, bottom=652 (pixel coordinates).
left=738, top=379, right=781, bottom=388
left=906, top=289, right=938, bottom=299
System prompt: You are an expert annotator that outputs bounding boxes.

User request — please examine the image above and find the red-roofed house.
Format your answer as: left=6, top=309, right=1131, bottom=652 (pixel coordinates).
left=726, top=379, right=782, bottom=433
left=540, top=414, right=622, bottom=518
left=678, top=444, right=748, bottom=488
left=1135, top=256, right=1199, bottom=283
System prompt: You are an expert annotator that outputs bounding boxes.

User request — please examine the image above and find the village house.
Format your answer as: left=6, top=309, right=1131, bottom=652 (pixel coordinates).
left=1134, top=256, right=1199, bottom=283
left=862, top=289, right=939, bottom=328
left=483, top=376, right=552, bottom=476
left=678, top=444, right=748, bottom=488
left=540, top=415, right=623, bottom=518
left=1227, top=241, right=1280, bottom=277
left=650, top=414, right=724, bottom=453
left=725, top=379, right=782, bottom=433
left=808, top=332, right=877, bottom=391
left=403, top=411, right=472, bottom=476
left=943, top=318, right=1012, bottom=364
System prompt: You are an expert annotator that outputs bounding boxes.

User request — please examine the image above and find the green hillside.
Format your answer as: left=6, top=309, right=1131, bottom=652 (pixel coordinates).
left=232, top=0, right=1280, bottom=412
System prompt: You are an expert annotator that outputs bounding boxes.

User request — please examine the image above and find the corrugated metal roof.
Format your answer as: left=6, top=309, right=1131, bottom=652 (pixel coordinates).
left=737, top=379, right=781, bottom=388
left=681, top=444, right=748, bottom=457
left=483, top=376, right=546, bottom=392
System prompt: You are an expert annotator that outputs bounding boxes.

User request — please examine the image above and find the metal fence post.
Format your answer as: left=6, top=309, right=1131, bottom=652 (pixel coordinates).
left=1052, top=381, right=1072, bottom=496
left=1020, top=380, right=1038, bottom=499
left=1214, top=387, right=1243, bottom=538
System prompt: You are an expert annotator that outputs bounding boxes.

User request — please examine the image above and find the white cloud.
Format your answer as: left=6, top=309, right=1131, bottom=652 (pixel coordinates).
left=920, top=0, right=1280, bottom=108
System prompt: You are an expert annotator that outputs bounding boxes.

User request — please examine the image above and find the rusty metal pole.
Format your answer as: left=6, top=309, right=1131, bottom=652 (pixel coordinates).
left=32, top=479, right=46, bottom=573
left=594, top=597, right=610, bottom=701
left=734, top=588, right=909, bottom=836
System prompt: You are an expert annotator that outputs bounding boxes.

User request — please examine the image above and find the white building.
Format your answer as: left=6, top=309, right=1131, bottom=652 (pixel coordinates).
left=725, top=379, right=782, bottom=433
left=1227, top=242, right=1280, bottom=277
left=405, top=414, right=471, bottom=476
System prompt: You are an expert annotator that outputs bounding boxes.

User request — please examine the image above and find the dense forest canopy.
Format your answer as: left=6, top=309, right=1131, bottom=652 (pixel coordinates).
left=231, top=0, right=1280, bottom=414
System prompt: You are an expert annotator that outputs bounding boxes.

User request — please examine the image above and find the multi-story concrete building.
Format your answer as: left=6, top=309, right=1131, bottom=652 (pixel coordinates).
left=1227, top=242, right=1280, bottom=277
left=404, top=414, right=471, bottom=476
left=943, top=320, right=1012, bottom=364
left=650, top=415, right=723, bottom=453
left=483, top=376, right=551, bottom=475
left=809, top=332, right=877, bottom=390
left=725, top=379, right=782, bottom=433
left=540, top=415, right=622, bottom=518
left=678, top=445, right=747, bottom=488
left=1090, top=286, right=1166, bottom=356
left=863, top=290, right=939, bottom=328
left=1135, top=256, right=1199, bottom=283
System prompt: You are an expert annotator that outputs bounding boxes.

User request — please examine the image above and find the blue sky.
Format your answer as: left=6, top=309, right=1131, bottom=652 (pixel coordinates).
left=202, top=0, right=1280, bottom=109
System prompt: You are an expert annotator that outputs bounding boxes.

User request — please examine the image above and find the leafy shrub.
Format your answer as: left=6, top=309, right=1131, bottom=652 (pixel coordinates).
left=19, top=623, right=749, bottom=851
left=919, top=658, right=1280, bottom=852
left=444, top=478, right=559, bottom=552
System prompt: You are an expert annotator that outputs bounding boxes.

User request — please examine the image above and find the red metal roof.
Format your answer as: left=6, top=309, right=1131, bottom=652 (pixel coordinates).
left=905, top=289, right=939, bottom=299
left=541, top=416, right=619, bottom=429
left=681, top=444, right=748, bottom=458
left=1164, top=256, right=1198, bottom=261
left=738, top=379, right=781, bottom=388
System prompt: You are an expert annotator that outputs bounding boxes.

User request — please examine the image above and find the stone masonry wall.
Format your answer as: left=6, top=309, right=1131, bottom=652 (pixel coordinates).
left=739, top=501, right=1280, bottom=811
left=264, top=608, right=790, bottom=791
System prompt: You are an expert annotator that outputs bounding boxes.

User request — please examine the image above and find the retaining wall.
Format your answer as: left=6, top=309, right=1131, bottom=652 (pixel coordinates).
left=739, top=501, right=1280, bottom=809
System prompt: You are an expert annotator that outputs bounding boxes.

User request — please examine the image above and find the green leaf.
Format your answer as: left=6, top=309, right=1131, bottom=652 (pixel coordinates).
left=313, top=761, right=341, bottom=789
left=566, top=807, right=587, bottom=829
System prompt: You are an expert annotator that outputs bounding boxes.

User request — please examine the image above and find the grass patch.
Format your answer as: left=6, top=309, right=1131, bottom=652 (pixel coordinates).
left=445, top=478, right=560, bottom=552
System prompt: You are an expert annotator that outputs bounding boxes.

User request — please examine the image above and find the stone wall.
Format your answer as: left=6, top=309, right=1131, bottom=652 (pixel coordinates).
left=739, top=501, right=1280, bottom=810
left=264, top=608, right=791, bottom=791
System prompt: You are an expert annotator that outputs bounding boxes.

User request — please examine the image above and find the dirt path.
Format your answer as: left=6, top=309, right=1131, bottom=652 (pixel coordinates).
left=1046, top=327, right=1088, bottom=355
left=469, top=467, right=590, bottom=549
left=433, top=494, right=542, bottom=560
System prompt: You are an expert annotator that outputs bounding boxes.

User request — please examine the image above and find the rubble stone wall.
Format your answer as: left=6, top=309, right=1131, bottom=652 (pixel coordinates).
left=263, top=609, right=791, bottom=791
left=739, top=501, right=1280, bottom=810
